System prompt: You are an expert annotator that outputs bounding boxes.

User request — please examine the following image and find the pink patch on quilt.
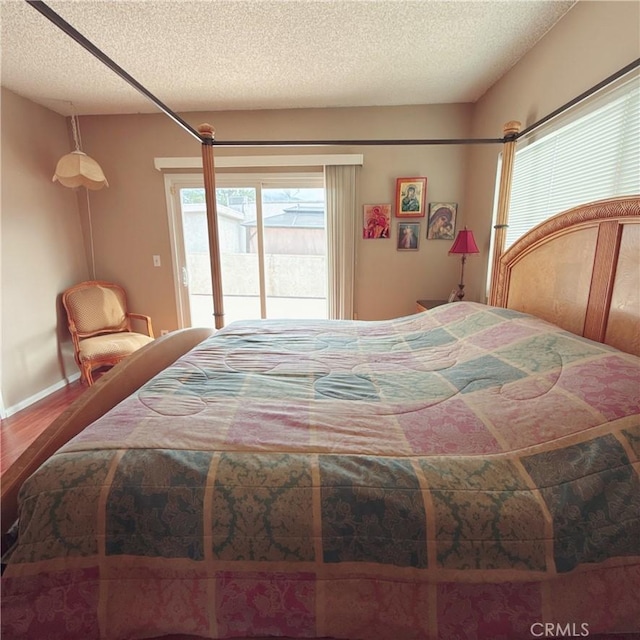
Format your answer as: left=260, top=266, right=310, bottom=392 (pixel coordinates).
left=430, top=301, right=485, bottom=323
left=437, top=581, right=541, bottom=640
left=68, top=400, right=151, bottom=444
left=548, top=564, right=640, bottom=635
left=469, top=377, right=602, bottom=449
left=467, top=321, right=541, bottom=350
left=225, top=401, right=313, bottom=449
left=397, top=396, right=502, bottom=454
left=1, top=567, right=100, bottom=640
left=104, top=565, right=210, bottom=638
left=554, top=355, right=640, bottom=421
left=215, top=571, right=315, bottom=637
left=323, top=577, right=430, bottom=639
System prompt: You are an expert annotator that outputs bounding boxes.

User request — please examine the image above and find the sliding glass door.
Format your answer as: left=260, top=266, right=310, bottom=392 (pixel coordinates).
left=260, top=186, right=327, bottom=319
left=167, top=174, right=327, bottom=327
left=181, top=184, right=261, bottom=325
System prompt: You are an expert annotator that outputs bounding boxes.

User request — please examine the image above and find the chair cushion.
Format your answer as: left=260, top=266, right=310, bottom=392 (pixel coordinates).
left=78, top=332, right=154, bottom=362
left=66, top=285, right=127, bottom=334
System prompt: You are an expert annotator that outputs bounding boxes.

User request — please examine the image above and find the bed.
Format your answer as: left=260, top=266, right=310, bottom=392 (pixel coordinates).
left=2, top=196, right=639, bottom=640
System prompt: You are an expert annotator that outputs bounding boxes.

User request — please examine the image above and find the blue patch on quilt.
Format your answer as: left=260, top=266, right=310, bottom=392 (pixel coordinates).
left=439, top=354, right=527, bottom=393
left=319, top=455, right=427, bottom=567
left=106, top=449, right=212, bottom=560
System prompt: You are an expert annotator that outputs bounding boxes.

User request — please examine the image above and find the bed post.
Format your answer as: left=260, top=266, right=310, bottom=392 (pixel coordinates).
left=198, top=123, right=225, bottom=329
left=488, top=120, right=521, bottom=306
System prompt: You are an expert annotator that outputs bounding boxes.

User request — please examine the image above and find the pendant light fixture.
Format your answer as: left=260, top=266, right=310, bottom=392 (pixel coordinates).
left=53, top=111, right=108, bottom=190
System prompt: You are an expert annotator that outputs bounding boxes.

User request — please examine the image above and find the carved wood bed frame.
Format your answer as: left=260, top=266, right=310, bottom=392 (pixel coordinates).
left=491, top=195, right=640, bottom=357
left=2, top=196, right=638, bottom=533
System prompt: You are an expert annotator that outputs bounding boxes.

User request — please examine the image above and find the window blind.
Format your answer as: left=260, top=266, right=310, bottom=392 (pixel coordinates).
left=505, top=76, right=640, bottom=249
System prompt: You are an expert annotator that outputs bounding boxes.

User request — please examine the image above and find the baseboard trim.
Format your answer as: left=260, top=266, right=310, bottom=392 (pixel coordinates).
left=3, top=373, right=82, bottom=419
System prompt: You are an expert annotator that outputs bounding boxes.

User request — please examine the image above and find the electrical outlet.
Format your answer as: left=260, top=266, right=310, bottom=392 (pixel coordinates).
left=160, top=329, right=169, bottom=336
left=153, top=255, right=161, bottom=267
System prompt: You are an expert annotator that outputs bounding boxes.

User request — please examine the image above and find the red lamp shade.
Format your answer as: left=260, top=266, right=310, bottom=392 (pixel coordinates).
left=449, top=227, right=479, bottom=255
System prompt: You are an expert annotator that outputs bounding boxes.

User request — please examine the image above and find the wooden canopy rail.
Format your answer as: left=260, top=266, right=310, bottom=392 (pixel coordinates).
left=27, top=0, right=640, bottom=328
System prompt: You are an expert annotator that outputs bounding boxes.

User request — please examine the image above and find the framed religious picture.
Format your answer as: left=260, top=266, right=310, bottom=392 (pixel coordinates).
left=362, top=204, right=391, bottom=239
left=395, top=177, right=427, bottom=218
left=397, top=222, right=420, bottom=251
left=427, top=202, right=457, bottom=239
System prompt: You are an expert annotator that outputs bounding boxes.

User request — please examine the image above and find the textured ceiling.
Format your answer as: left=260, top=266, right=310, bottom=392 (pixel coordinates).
left=1, top=0, right=576, bottom=117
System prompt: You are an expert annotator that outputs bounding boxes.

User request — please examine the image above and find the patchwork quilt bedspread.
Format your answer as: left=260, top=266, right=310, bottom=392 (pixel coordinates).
left=2, top=302, right=639, bottom=639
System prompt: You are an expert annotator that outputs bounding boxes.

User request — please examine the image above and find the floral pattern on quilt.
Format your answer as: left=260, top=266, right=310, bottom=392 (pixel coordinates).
left=436, top=581, right=541, bottom=640
left=421, top=458, right=546, bottom=570
left=320, top=455, right=427, bottom=567
left=216, top=571, right=316, bottom=637
left=522, top=434, right=640, bottom=572
left=106, top=449, right=213, bottom=559
left=212, top=453, right=315, bottom=562
left=11, top=451, right=115, bottom=563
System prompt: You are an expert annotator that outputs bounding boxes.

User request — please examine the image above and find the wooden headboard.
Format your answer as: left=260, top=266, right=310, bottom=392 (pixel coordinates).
left=492, top=196, right=640, bottom=356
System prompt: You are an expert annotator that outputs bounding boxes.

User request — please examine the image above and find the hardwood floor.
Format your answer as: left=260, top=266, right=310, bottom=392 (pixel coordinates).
left=0, top=380, right=88, bottom=476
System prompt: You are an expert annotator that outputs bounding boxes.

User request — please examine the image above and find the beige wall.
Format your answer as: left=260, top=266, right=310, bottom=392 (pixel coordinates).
left=1, top=88, right=89, bottom=410
left=76, top=103, right=472, bottom=326
left=1, top=0, right=638, bottom=411
left=464, top=0, right=640, bottom=301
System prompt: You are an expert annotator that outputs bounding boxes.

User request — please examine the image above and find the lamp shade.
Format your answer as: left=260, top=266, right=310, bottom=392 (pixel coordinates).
left=449, top=227, right=479, bottom=255
left=53, top=150, right=109, bottom=190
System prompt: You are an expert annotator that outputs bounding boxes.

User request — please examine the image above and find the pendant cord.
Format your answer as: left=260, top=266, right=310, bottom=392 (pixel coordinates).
left=78, top=109, right=95, bottom=279
left=70, top=112, right=82, bottom=151
left=86, top=188, right=96, bottom=279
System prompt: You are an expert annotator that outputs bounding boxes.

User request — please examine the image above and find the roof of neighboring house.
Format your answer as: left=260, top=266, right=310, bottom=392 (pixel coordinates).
left=244, top=204, right=325, bottom=229
left=182, top=202, right=244, bottom=221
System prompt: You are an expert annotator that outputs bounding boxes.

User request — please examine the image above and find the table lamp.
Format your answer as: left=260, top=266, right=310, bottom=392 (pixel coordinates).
left=449, top=227, right=479, bottom=301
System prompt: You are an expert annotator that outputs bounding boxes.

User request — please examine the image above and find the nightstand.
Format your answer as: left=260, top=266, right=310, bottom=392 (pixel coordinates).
left=416, top=299, right=449, bottom=312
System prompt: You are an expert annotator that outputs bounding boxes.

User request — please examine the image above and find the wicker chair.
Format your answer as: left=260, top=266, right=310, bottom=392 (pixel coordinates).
left=62, top=280, right=154, bottom=386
